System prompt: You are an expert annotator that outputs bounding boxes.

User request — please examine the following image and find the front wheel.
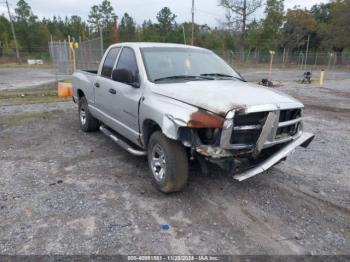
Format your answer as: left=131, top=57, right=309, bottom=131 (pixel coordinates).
left=147, top=131, right=189, bottom=193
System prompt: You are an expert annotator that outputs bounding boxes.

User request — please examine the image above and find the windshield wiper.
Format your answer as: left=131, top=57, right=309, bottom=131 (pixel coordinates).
left=153, top=75, right=213, bottom=82
left=200, top=73, right=245, bottom=81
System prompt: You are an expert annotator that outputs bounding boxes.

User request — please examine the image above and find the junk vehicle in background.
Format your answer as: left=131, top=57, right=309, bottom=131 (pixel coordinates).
left=72, top=43, right=314, bottom=193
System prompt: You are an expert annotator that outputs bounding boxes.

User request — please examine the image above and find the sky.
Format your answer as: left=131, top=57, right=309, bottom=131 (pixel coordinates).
left=1, top=0, right=328, bottom=27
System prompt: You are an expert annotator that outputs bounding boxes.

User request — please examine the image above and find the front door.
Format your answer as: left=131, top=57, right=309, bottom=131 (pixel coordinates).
left=112, top=47, right=143, bottom=134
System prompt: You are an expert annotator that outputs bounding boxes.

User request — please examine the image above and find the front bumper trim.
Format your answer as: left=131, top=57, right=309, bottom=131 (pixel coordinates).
left=233, top=132, right=315, bottom=182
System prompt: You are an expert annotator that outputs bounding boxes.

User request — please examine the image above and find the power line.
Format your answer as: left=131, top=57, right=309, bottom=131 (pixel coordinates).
left=195, top=8, right=223, bottom=20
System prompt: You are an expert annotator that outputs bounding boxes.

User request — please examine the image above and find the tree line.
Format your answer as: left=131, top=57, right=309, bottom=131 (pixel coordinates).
left=0, top=0, right=349, bottom=58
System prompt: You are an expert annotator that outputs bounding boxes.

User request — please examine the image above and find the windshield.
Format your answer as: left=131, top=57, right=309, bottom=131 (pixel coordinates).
left=140, top=47, right=242, bottom=83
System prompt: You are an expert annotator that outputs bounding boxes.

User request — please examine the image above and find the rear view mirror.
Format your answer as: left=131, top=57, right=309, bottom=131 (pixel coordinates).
left=112, top=69, right=140, bottom=88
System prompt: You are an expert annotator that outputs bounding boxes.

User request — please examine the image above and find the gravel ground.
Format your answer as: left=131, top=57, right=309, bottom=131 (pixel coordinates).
left=0, top=69, right=350, bottom=255
left=0, top=68, right=56, bottom=90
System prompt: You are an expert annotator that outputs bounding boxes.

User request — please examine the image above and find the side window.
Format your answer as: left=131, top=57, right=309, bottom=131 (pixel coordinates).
left=115, top=47, right=139, bottom=83
left=101, top=47, right=120, bottom=78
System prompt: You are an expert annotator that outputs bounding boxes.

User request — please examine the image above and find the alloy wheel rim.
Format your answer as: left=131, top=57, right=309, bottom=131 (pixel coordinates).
left=80, top=108, right=87, bottom=125
left=151, top=144, right=166, bottom=182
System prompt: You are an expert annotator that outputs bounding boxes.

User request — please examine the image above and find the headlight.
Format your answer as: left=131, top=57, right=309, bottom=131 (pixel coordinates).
left=187, top=111, right=224, bottom=128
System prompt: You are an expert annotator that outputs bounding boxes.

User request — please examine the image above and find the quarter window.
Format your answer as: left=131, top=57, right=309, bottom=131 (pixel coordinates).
left=101, top=47, right=120, bottom=78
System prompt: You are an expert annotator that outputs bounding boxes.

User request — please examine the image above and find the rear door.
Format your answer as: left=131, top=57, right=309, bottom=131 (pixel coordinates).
left=94, top=47, right=121, bottom=114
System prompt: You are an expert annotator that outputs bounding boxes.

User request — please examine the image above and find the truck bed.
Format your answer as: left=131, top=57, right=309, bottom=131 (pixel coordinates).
left=72, top=70, right=98, bottom=103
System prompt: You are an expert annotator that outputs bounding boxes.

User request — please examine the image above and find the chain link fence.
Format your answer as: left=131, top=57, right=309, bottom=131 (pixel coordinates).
left=3, top=39, right=349, bottom=81
left=215, top=50, right=350, bottom=70
left=49, top=37, right=104, bottom=80
left=76, top=37, right=104, bottom=72
left=49, top=40, right=70, bottom=80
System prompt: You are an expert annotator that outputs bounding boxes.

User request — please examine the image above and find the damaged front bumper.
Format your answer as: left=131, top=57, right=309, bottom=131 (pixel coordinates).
left=195, top=132, right=315, bottom=181
left=234, top=132, right=314, bottom=181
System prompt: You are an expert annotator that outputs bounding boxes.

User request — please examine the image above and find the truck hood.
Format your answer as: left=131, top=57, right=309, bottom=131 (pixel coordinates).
left=151, top=80, right=303, bottom=115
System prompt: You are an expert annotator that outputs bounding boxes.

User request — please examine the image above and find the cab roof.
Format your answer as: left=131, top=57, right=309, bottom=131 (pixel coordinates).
left=109, top=42, right=206, bottom=50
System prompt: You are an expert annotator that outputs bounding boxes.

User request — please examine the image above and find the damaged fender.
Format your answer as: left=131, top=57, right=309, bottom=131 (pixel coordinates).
left=139, top=93, right=198, bottom=143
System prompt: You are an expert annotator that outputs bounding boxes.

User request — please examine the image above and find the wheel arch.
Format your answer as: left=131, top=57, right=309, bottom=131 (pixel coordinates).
left=142, top=119, right=162, bottom=148
left=77, top=89, right=85, bottom=100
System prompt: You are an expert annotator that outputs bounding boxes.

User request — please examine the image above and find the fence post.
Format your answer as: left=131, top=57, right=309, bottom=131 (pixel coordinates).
left=304, top=34, right=310, bottom=70
left=320, top=69, right=325, bottom=86
left=282, top=47, right=286, bottom=66
left=328, top=52, right=333, bottom=70
left=298, top=52, right=304, bottom=70
left=49, top=38, right=58, bottom=82
left=99, top=27, right=104, bottom=58
left=78, top=36, right=85, bottom=70
left=269, top=50, right=275, bottom=80
left=313, top=52, right=318, bottom=71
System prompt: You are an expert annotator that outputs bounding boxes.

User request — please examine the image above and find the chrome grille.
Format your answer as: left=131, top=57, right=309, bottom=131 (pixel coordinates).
left=275, top=109, right=302, bottom=140
left=279, top=109, right=302, bottom=122
left=229, top=112, right=268, bottom=148
left=235, top=112, right=268, bottom=126
left=230, top=128, right=261, bottom=145
left=220, top=108, right=303, bottom=151
left=275, top=123, right=300, bottom=139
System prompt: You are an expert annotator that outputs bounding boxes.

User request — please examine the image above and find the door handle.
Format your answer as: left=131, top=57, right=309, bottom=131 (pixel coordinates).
left=109, top=88, right=117, bottom=95
left=94, top=82, right=100, bottom=88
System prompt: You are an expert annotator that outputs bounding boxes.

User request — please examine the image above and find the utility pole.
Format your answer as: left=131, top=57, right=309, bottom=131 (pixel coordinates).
left=5, top=0, right=21, bottom=64
left=191, top=0, right=194, bottom=45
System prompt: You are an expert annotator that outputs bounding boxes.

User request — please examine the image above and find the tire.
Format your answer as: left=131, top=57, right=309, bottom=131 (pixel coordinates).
left=78, top=96, right=100, bottom=132
left=147, top=131, right=189, bottom=193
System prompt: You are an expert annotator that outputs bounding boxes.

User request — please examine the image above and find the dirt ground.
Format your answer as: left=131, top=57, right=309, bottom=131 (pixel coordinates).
left=0, top=68, right=350, bottom=255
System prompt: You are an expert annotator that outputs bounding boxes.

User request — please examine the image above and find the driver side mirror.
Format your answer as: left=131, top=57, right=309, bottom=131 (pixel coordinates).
left=112, top=69, right=140, bottom=88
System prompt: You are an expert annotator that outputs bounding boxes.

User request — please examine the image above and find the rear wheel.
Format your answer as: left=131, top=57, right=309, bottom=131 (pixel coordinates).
left=78, top=96, right=99, bottom=132
left=147, top=131, right=189, bottom=193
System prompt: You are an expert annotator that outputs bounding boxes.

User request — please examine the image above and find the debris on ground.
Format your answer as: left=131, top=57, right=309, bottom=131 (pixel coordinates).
left=301, top=71, right=312, bottom=84
left=162, top=224, right=170, bottom=231
left=258, top=78, right=283, bottom=88
left=259, top=78, right=274, bottom=87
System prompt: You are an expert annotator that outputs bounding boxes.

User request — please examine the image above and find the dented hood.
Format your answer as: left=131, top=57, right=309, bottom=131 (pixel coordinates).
left=151, top=80, right=303, bottom=115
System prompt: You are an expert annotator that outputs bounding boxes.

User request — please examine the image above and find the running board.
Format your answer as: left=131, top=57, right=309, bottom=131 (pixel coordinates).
left=99, top=126, right=147, bottom=156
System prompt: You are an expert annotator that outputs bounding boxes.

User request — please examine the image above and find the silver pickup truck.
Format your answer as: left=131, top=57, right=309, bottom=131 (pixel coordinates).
left=72, top=42, right=314, bottom=193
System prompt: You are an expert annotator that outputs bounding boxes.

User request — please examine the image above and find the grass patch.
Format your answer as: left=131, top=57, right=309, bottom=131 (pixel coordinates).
left=0, top=86, right=71, bottom=106
left=0, top=111, right=58, bottom=128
